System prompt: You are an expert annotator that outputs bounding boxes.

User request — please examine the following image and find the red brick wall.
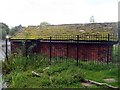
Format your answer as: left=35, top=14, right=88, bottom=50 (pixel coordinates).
left=11, top=42, right=22, bottom=54
left=11, top=41, right=112, bottom=62
left=39, top=42, right=112, bottom=62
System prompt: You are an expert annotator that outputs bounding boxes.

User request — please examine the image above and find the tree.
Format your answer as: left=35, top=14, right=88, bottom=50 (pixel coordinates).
left=90, top=16, right=95, bottom=23
left=9, top=25, right=23, bottom=36
left=40, top=22, right=50, bottom=27
left=0, top=23, right=9, bottom=40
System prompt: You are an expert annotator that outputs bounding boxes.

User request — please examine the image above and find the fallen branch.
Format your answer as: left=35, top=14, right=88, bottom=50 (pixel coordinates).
left=32, top=71, right=40, bottom=77
left=84, top=79, right=118, bottom=89
left=43, top=67, right=50, bottom=71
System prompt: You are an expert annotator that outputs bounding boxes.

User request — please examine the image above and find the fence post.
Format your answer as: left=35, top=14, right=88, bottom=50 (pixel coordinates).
left=107, top=34, right=110, bottom=64
left=50, top=36, right=52, bottom=65
left=5, top=39, right=8, bottom=61
left=77, top=35, right=79, bottom=66
left=107, top=45, right=110, bottom=64
left=108, top=34, right=110, bottom=41
left=67, top=43, right=68, bottom=58
left=25, top=40, right=27, bottom=57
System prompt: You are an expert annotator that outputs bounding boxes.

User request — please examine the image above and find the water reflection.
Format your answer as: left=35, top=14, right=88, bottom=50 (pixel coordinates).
left=0, top=40, right=10, bottom=89
left=0, top=40, right=11, bottom=61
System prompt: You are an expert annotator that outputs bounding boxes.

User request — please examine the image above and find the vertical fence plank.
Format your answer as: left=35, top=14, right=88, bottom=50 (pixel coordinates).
left=5, top=39, right=8, bottom=61
left=67, top=43, right=68, bottom=62
left=77, top=35, right=79, bottom=66
left=108, top=34, right=110, bottom=41
left=25, top=40, right=27, bottom=57
left=50, top=36, right=52, bottom=65
left=107, top=45, right=109, bottom=64
left=106, top=34, right=110, bottom=64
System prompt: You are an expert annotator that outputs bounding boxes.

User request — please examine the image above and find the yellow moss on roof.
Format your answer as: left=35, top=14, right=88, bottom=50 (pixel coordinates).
left=10, top=23, right=117, bottom=40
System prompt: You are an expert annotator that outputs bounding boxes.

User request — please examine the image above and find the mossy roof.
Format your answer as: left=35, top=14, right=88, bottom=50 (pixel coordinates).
left=10, top=23, right=118, bottom=41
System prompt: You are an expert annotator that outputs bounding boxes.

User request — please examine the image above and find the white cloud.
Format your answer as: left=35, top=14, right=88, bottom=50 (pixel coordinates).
left=93, top=0, right=118, bottom=22
left=0, top=0, right=119, bottom=27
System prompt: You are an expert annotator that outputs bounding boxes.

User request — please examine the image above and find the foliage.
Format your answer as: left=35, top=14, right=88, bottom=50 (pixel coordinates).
left=3, top=54, right=118, bottom=88
left=0, top=23, right=9, bottom=40
left=9, top=25, right=23, bottom=36
left=112, top=45, right=120, bottom=63
left=0, top=23, right=23, bottom=40
left=11, top=23, right=117, bottom=41
left=90, top=16, right=95, bottom=23
left=3, top=36, right=119, bottom=88
left=2, top=55, right=14, bottom=74
left=40, top=22, right=50, bottom=27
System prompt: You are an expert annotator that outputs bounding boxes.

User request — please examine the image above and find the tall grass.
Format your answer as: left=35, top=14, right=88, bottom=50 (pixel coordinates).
left=2, top=46, right=119, bottom=88
left=3, top=51, right=118, bottom=75
left=112, top=44, right=120, bottom=63
left=3, top=56, right=118, bottom=88
left=2, top=54, right=50, bottom=74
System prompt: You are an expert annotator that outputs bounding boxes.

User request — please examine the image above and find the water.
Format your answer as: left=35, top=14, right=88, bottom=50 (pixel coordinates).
left=0, top=40, right=11, bottom=61
left=0, top=40, right=4, bottom=89
left=0, top=41, right=5, bottom=61
left=0, top=40, right=10, bottom=89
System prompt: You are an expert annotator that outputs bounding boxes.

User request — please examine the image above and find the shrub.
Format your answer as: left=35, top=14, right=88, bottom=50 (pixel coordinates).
left=40, top=79, right=51, bottom=86
left=2, top=55, right=14, bottom=74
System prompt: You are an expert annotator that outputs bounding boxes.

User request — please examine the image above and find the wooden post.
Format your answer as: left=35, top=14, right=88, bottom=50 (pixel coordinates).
left=25, top=40, right=27, bottom=57
left=5, top=39, right=8, bottom=61
left=50, top=36, right=52, bottom=65
left=77, top=35, right=79, bottom=66
left=67, top=44, right=68, bottom=58
left=107, top=34, right=110, bottom=64
left=66, top=43, right=68, bottom=63
left=108, top=34, right=110, bottom=41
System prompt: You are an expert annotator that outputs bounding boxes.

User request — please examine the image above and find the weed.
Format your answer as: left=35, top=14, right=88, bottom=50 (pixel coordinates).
left=3, top=54, right=118, bottom=88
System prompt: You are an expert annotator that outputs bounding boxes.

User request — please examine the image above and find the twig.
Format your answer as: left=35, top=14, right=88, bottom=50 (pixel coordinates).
left=32, top=71, right=40, bottom=77
left=84, top=79, right=118, bottom=89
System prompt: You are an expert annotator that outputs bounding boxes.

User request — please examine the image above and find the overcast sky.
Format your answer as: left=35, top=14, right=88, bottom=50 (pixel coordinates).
left=0, top=0, right=119, bottom=27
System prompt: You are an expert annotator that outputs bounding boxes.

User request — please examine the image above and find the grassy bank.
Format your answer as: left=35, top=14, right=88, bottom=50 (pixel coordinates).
left=3, top=54, right=119, bottom=88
